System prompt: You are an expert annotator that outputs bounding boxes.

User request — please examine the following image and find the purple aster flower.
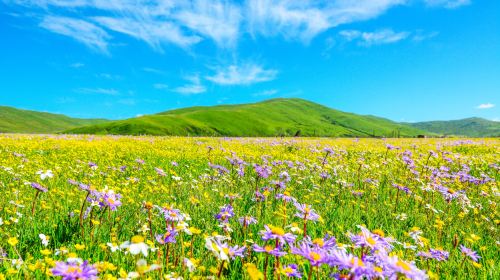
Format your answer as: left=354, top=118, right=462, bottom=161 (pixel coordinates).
left=276, top=192, right=296, bottom=203
left=214, top=240, right=246, bottom=260
left=156, top=228, right=177, bottom=244
left=157, top=206, right=184, bottom=222
left=382, top=255, right=427, bottom=280
left=293, top=202, right=320, bottom=221
left=260, top=225, right=296, bottom=244
left=238, top=216, right=257, bottom=227
left=215, top=204, right=234, bottom=222
left=99, top=190, right=122, bottom=211
left=460, top=245, right=480, bottom=262
left=305, top=235, right=336, bottom=250
left=281, top=264, right=302, bottom=278
left=252, top=244, right=287, bottom=257
left=51, top=260, right=98, bottom=280
left=254, top=164, right=271, bottom=179
left=429, top=248, right=449, bottom=261
left=154, top=167, right=166, bottom=177
left=291, top=241, right=328, bottom=267
left=31, top=182, right=47, bottom=192
left=349, top=225, right=394, bottom=252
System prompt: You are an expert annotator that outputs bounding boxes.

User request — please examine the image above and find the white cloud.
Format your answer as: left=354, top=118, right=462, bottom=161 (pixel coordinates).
left=425, top=0, right=471, bottom=9
left=206, top=63, right=278, bottom=85
left=173, top=74, right=206, bottom=95
left=174, top=0, right=241, bottom=48
left=153, top=83, right=169, bottom=90
left=339, top=29, right=410, bottom=46
left=93, top=16, right=201, bottom=51
left=476, top=103, right=495, bottom=109
left=246, top=0, right=405, bottom=42
left=75, top=87, right=119, bottom=95
left=8, top=0, right=468, bottom=52
left=70, top=62, right=84, bottom=68
left=142, top=67, right=167, bottom=75
left=39, top=16, right=110, bottom=53
left=253, top=89, right=278, bottom=96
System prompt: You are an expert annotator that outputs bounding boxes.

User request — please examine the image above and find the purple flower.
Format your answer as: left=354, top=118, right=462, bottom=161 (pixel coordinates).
left=51, top=260, right=98, bottom=280
left=460, top=245, right=480, bottom=262
left=305, top=235, right=336, bottom=250
left=157, top=206, right=184, bottom=222
left=252, top=244, right=287, bottom=257
left=291, top=241, right=328, bottom=267
left=293, top=202, right=320, bottom=221
left=382, top=255, right=427, bottom=280
left=99, top=190, right=122, bottom=211
left=281, top=264, right=302, bottom=278
left=429, top=248, right=449, bottom=261
left=260, top=225, right=296, bottom=244
left=238, top=216, right=257, bottom=227
left=31, top=182, right=47, bottom=192
left=154, top=167, right=166, bottom=177
left=349, top=225, right=394, bottom=252
left=156, top=228, right=177, bottom=244
left=254, top=164, right=271, bottom=179
left=215, top=204, right=234, bottom=222
left=276, top=192, right=296, bottom=203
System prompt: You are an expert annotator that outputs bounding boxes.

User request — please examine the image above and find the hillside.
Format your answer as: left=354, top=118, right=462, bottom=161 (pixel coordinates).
left=407, top=117, right=500, bottom=137
left=0, top=106, right=108, bottom=133
left=65, top=98, right=427, bottom=137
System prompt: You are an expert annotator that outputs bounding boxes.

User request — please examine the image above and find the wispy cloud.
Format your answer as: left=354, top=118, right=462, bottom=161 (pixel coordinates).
left=92, top=16, right=202, bottom=51
left=246, top=0, right=405, bottom=42
left=476, top=103, right=495, bottom=109
left=174, top=0, right=241, bottom=48
left=142, top=67, right=167, bottom=75
left=206, top=63, right=278, bottom=86
left=339, top=29, right=410, bottom=46
left=75, top=87, right=119, bottom=95
left=40, top=16, right=110, bottom=53
left=153, top=83, right=169, bottom=90
left=173, top=74, right=206, bottom=95
left=252, top=89, right=278, bottom=97
left=69, top=62, right=85, bottom=68
left=9, top=0, right=468, bottom=53
left=425, top=0, right=471, bottom=9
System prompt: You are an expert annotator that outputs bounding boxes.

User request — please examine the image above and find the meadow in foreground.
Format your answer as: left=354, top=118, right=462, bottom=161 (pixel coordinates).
left=0, top=135, right=498, bottom=279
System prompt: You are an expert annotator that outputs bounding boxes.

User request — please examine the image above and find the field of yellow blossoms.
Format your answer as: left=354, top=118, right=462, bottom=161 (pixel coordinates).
left=0, top=134, right=498, bottom=279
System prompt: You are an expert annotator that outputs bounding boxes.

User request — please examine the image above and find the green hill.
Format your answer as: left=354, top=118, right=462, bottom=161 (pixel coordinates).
left=0, top=106, right=108, bottom=133
left=407, top=117, right=500, bottom=137
left=65, top=98, right=427, bottom=137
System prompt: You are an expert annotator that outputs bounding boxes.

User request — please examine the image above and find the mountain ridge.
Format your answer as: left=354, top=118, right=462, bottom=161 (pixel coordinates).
left=1, top=98, right=498, bottom=137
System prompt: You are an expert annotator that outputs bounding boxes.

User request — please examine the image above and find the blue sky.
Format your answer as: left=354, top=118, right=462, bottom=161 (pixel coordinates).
left=0, top=0, right=498, bottom=122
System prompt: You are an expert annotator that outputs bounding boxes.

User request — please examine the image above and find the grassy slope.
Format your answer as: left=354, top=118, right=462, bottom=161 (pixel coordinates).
left=0, top=106, right=108, bottom=133
left=407, top=117, right=500, bottom=137
left=66, top=98, right=427, bottom=137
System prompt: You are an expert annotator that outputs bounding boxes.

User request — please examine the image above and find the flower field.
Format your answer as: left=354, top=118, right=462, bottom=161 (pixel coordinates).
left=0, top=135, right=498, bottom=279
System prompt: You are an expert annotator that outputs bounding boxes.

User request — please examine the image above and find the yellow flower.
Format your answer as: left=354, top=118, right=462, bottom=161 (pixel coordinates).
left=7, top=237, right=18, bottom=247
left=244, top=263, right=264, bottom=280
left=40, top=249, right=51, bottom=256
left=74, top=244, right=85, bottom=250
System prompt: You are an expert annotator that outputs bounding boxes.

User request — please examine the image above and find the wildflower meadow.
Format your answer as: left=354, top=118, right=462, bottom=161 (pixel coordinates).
left=0, top=135, right=498, bottom=279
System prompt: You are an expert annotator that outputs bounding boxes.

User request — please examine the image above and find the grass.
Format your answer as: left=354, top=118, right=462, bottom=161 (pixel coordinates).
left=407, top=117, right=500, bottom=137
left=0, top=135, right=498, bottom=279
left=65, top=98, right=427, bottom=137
left=0, top=106, right=108, bottom=133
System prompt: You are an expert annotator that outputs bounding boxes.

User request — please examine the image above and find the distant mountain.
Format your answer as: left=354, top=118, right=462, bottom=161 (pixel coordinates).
left=407, top=117, right=500, bottom=137
left=0, top=106, right=108, bottom=133
left=65, top=98, right=427, bottom=137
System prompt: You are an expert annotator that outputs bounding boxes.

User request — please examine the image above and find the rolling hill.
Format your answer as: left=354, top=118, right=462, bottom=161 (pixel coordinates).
left=0, top=106, right=108, bottom=133
left=407, top=117, right=500, bottom=137
left=65, top=98, right=427, bottom=137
